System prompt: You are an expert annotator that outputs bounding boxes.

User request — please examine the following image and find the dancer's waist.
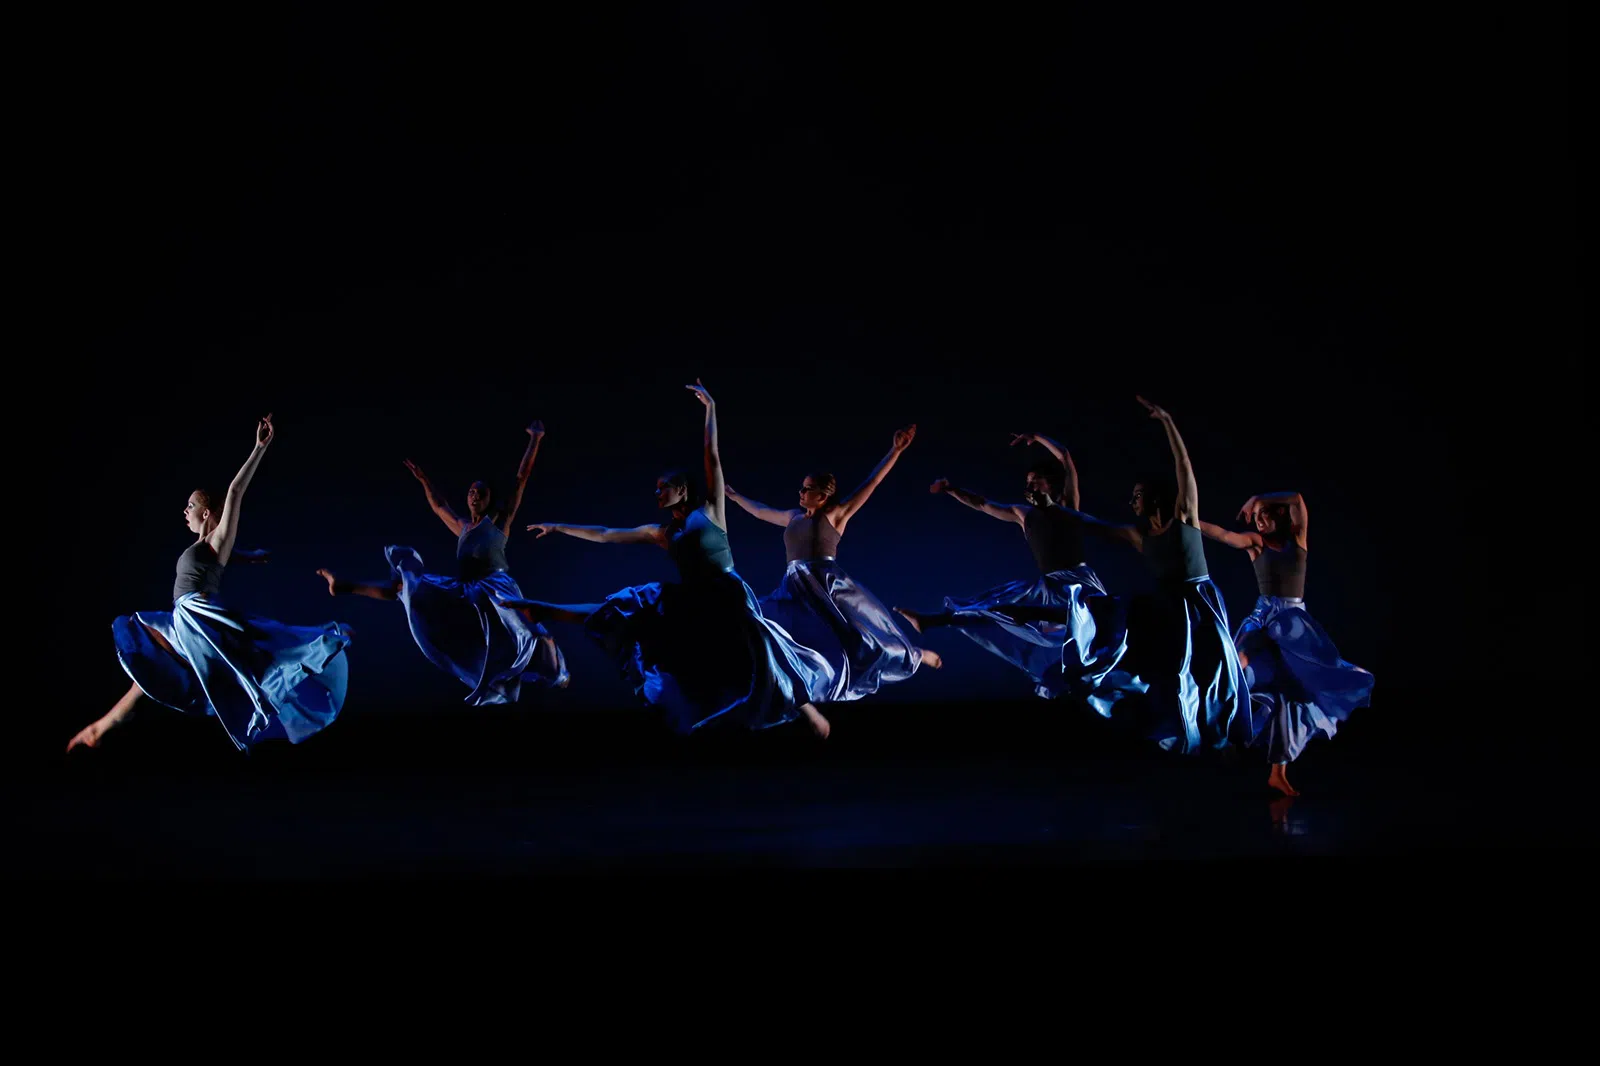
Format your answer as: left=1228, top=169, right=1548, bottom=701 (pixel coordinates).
left=786, top=556, right=837, bottom=565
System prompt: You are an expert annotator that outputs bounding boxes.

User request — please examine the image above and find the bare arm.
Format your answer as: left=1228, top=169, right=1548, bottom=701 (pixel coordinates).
left=930, top=478, right=1028, bottom=524
left=686, top=379, right=725, bottom=528
left=498, top=420, right=545, bottom=537
left=725, top=486, right=800, bottom=528
left=206, top=415, right=274, bottom=565
left=1010, top=432, right=1080, bottom=509
left=403, top=459, right=464, bottom=535
left=1240, top=491, right=1309, bottom=547
left=833, top=424, right=916, bottom=533
left=1137, top=396, right=1199, bottom=525
left=526, top=522, right=668, bottom=547
left=1060, top=504, right=1144, bottom=551
left=1199, top=519, right=1262, bottom=551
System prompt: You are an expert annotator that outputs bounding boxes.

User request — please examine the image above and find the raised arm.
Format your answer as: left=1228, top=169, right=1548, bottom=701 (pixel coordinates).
left=1137, top=396, right=1199, bottom=525
left=1239, top=491, right=1309, bottom=547
left=725, top=485, right=800, bottom=528
left=205, top=415, right=274, bottom=565
left=526, top=522, right=668, bottom=547
left=403, top=458, right=464, bottom=536
left=498, top=419, right=545, bottom=537
left=832, top=424, right=916, bottom=533
left=1010, top=432, right=1080, bottom=509
left=1199, top=519, right=1262, bottom=552
left=930, top=478, right=1028, bottom=525
left=686, top=378, right=725, bottom=528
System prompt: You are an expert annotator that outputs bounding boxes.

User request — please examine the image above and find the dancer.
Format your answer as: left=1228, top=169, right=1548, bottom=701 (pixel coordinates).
left=893, top=433, right=1129, bottom=703
left=315, top=419, right=567, bottom=705
left=1003, top=398, right=1252, bottom=753
left=497, top=380, right=837, bottom=737
left=68, top=415, right=353, bottom=753
left=1200, top=491, right=1373, bottom=794
left=724, top=424, right=940, bottom=704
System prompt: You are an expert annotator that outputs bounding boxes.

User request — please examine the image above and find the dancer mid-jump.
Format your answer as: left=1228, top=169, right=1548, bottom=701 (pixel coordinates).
left=1200, top=491, right=1372, bottom=794
left=496, top=380, right=837, bottom=737
left=724, top=423, right=940, bottom=704
left=315, top=419, right=567, bottom=705
left=69, top=415, right=352, bottom=753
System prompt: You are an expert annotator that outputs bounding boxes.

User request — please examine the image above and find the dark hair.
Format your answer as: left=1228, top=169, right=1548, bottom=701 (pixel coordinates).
left=805, top=471, right=840, bottom=511
left=1027, top=461, right=1065, bottom=498
left=658, top=469, right=705, bottom=528
left=1134, top=473, right=1178, bottom=518
left=469, top=479, right=505, bottom=520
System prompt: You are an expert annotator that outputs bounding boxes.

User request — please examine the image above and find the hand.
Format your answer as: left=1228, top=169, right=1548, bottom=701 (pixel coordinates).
left=526, top=523, right=557, bottom=538
left=892, top=424, right=917, bottom=452
left=930, top=478, right=951, bottom=494
left=1009, top=432, right=1037, bottom=447
left=1237, top=496, right=1263, bottom=524
left=527, top=420, right=546, bottom=440
left=403, top=459, right=428, bottom=483
left=1136, top=395, right=1171, bottom=422
left=256, top=413, right=275, bottom=446
left=686, top=378, right=714, bottom=408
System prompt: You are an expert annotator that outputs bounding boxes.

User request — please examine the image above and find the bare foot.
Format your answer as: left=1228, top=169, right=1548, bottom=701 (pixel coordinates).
left=316, top=568, right=340, bottom=596
left=919, top=647, right=943, bottom=669
left=799, top=702, right=831, bottom=739
left=66, top=721, right=109, bottom=753
left=894, top=607, right=925, bottom=634
left=1268, top=763, right=1300, bottom=797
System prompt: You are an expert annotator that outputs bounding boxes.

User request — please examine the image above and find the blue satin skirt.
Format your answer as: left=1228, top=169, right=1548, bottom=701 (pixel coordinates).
left=387, top=545, right=569, bottom=705
left=943, top=566, right=1132, bottom=701
left=1236, top=596, right=1373, bottom=763
left=112, top=591, right=351, bottom=751
left=1119, top=577, right=1255, bottom=754
left=761, top=558, right=920, bottom=702
left=584, top=568, right=836, bottom=734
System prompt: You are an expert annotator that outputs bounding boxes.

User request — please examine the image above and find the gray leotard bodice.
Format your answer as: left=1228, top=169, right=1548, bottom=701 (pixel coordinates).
left=1253, top=540, right=1307, bottom=598
left=1023, top=505, right=1087, bottom=575
left=668, top=509, right=736, bottom=581
left=784, top=511, right=842, bottom=563
left=457, top=518, right=511, bottom=581
left=1143, top=521, right=1210, bottom=582
left=173, top=540, right=225, bottom=602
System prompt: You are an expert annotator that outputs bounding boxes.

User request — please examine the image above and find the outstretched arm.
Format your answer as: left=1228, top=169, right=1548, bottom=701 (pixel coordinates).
left=1199, top=519, right=1261, bottom=551
left=1062, top=505, right=1144, bottom=551
left=930, top=478, right=1028, bottom=525
left=1137, top=396, right=1199, bottom=525
left=725, top=486, right=800, bottom=527
left=686, top=379, right=725, bottom=528
left=206, top=414, right=274, bottom=565
left=498, top=420, right=545, bottom=536
left=403, top=458, right=464, bottom=535
left=833, top=424, right=916, bottom=533
left=1010, top=432, right=1080, bottom=509
left=526, top=522, right=668, bottom=547
left=1240, top=491, right=1309, bottom=546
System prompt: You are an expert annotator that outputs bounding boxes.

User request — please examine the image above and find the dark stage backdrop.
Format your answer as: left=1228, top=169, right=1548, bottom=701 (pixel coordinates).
left=33, top=3, right=1574, bottom=735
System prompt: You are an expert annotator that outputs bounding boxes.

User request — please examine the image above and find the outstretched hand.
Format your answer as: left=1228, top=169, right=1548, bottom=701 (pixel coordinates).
left=686, top=378, right=714, bottom=407
left=930, top=477, right=951, bottom=494
left=527, top=420, right=546, bottom=440
left=256, top=413, right=275, bottom=446
left=402, top=459, right=428, bottom=483
left=1009, top=432, right=1037, bottom=447
left=1237, top=496, right=1263, bottom=524
left=1136, top=395, right=1171, bottom=422
left=526, top=523, right=557, bottom=538
left=892, top=424, right=918, bottom=452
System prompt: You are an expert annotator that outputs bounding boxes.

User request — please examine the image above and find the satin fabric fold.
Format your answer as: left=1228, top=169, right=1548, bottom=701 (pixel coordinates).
left=761, top=559, right=920, bottom=702
left=1236, top=595, right=1373, bottom=763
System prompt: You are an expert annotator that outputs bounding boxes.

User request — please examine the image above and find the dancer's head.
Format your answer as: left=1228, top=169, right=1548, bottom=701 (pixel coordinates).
left=1130, top=474, right=1176, bottom=523
left=798, top=472, right=838, bottom=513
left=1252, top=503, right=1292, bottom=540
left=466, top=480, right=494, bottom=521
left=185, top=489, right=223, bottom=534
left=656, top=470, right=700, bottom=513
left=1024, top=462, right=1065, bottom=507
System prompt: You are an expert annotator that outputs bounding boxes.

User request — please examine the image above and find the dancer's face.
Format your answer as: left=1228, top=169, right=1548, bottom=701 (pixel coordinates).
left=1129, top=483, right=1150, bottom=519
left=656, top=478, right=688, bottom=509
left=466, top=481, right=491, bottom=520
left=797, top=478, right=831, bottom=511
left=1253, top=508, right=1280, bottom=536
left=1023, top=472, right=1055, bottom=507
left=184, top=491, right=213, bottom=534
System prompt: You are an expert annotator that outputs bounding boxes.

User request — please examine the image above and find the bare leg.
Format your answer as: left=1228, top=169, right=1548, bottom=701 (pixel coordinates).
left=918, top=647, right=943, bottom=669
left=798, top=701, right=831, bottom=738
left=67, top=681, right=146, bottom=752
left=1268, top=762, right=1300, bottom=797
left=894, top=606, right=957, bottom=633
left=316, top=569, right=398, bottom=600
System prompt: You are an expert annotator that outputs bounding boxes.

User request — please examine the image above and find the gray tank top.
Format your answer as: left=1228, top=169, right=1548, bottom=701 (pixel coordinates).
left=668, top=509, right=736, bottom=581
left=1143, top=521, right=1210, bottom=582
left=1253, top=541, right=1307, bottom=598
left=173, top=540, right=225, bottom=602
left=1023, top=506, right=1087, bottom=575
left=457, top=518, right=510, bottom=581
left=784, top=512, right=842, bottom=562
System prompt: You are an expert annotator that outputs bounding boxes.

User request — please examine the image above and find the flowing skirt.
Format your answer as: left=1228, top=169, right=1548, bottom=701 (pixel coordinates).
left=387, top=545, right=568, bottom=705
left=1118, top=577, right=1255, bottom=754
left=944, top=566, right=1132, bottom=701
left=1236, top=596, right=1373, bottom=763
left=761, top=559, right=920, bottom=702
left=113, top=591, right=351, bottom=751
left=584, top=569, right=836, bottom=734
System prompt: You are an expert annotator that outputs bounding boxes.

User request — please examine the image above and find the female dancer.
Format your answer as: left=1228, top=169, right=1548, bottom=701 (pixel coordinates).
left=1200, top=492, right=1373, bottom=794
left=315, top=419, right=567, bottom=705
left=68, top=415, right=353, bottom=753
left=892, top=434, right=1129, bottom=704
left=497, top=380, right=837, bottom=737
left=723, top=423, right=940, bottom=704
